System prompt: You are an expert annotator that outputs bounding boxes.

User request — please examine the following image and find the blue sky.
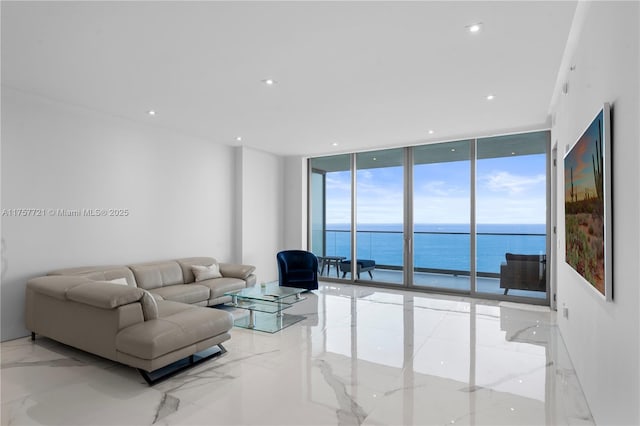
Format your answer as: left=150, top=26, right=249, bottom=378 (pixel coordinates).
left=326, top=154, right=546, bottom=224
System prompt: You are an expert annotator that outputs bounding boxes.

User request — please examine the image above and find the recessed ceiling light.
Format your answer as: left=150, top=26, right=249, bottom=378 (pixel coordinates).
left=467, top=23, right=482, bottom=33
left=236, top=136, right=243, bottom=142
left=332, top=142, right=339, bottom=147
left=262, top=79, right=276, bottom=85
left=486, top=94, right=495, bottom=100
left=451, top=148, right=456, bottom=152
left=511, top=152, right=516, bottom=155
left=373, top=157, right=377, bottom=161
left=428, top=129, right=435, bottom=135
left=147, top=110, right=156, bottom=116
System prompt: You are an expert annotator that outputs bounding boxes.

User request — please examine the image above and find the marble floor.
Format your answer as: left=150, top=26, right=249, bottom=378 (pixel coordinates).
left=1, top=283, right=593, bottom=426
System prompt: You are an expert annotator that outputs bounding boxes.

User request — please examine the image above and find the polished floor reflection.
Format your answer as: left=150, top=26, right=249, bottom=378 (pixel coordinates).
left=1, top=283, right=593, bottom=425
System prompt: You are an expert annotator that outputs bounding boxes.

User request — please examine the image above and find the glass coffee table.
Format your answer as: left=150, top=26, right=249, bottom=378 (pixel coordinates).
left=223, top=283, right=307, bottom=333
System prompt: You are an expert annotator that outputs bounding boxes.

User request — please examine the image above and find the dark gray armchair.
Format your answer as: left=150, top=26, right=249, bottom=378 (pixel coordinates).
left=499, top=253, right=546, bottom=295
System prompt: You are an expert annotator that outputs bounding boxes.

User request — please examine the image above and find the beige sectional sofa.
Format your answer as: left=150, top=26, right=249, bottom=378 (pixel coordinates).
left=25, top=257, right=256, bottom=384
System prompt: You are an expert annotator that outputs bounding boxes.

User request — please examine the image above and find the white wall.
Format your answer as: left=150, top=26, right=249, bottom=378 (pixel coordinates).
left=1, top=88, right=237, bottom=340
left=283, top=156, right=307, bottom=250
left=551, top=2, right=639, bottom=424
left=238, top=146, right=284, bottom=283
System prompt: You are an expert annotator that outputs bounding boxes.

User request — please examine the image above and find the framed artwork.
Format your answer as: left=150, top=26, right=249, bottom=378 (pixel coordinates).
left=564, top=103, right=612, bottom=301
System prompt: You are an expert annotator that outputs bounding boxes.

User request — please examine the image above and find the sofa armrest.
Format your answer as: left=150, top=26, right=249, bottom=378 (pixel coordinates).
left=66, top=282, right=144, bottom=309
left=219, top=263, right=256, bottom=280
left=244, top=274, right=257, bottom=286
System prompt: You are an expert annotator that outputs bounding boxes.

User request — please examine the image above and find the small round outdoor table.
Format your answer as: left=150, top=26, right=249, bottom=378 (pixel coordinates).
left=319, top=256, right=346, bottom=277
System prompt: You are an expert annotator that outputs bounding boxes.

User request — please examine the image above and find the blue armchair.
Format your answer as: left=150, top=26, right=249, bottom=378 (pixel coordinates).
left=276, top=250, right=319, bottom=291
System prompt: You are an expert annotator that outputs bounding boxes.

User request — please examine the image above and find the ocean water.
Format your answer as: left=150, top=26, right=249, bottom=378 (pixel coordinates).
left=320, top=223, right=546, bottom=274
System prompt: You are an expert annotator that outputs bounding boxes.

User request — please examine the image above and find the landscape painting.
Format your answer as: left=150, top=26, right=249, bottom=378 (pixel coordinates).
left=564, top=104, right=612, bottom=300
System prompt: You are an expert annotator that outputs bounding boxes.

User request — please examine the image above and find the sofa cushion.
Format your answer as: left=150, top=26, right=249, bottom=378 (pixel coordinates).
left=156, top=300, right=195, bottom=317
left=141, top=291, right=159, bottom=320
left=149, top=284, right=210, bottom=305
left=176, top=257, right=217, bottom=284
left=197, top=277, right=246, bottom=299
left=128, top=261, right=184, bottom=290
left=66, top=282, right=145, bottom=309
left=219, top=263, right=256, bottom=279
left=192, top=264, right=222, bottom=281
left=115, top=306, right=233, bottom=360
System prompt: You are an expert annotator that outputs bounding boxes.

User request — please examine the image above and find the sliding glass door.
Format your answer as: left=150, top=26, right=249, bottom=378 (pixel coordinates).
left=413, top=140, right=472, bottom=291
left=355, top=148, right=405, bottom=285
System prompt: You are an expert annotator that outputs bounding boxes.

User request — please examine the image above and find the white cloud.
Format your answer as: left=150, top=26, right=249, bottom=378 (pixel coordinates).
left=418, top=180, right=468, bottom=197
left=419, top=181, right=447, bottom=196
left=359, top=170, right=374, bottom=181
left=477, top=196, right=546, bottom=223
left=482, top=171, right=545, bottom=195
left=325, top=176, right=350, bottom=192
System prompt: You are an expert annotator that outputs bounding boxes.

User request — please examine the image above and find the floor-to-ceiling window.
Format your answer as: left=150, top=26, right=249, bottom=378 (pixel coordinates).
left=475, top=132, right=548, bottom=300
left=308, top=130, right=549, bottom=304
left=310, top=169, right=325, bottom=257
left=355, top=148, right=405, bottom=285
left=309, top=154, right=353, bottom=280
left=413, top=140, right=472, bottom=291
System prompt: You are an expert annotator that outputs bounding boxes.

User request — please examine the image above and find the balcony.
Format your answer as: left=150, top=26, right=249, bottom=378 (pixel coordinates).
left=317, top=229, right=547, bottom=300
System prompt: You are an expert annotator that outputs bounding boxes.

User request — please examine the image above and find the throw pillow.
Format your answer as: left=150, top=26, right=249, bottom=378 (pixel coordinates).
left=141, top=290, right=158, bottom=321
left=192, top=264, right=222, bottom=281
left=108, top=277, right=129, bottom=286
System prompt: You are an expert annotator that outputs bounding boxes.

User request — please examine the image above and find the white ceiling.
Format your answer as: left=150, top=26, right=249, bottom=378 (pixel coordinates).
left=1, top=1, right=577, bottom=157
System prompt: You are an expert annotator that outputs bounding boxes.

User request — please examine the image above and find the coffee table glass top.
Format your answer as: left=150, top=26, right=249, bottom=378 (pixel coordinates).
left=224, top=282, right=306, bottom=302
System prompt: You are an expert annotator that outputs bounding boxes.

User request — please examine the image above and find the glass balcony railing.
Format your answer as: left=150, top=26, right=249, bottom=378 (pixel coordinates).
left=321, top=229, right=546, bottom=276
